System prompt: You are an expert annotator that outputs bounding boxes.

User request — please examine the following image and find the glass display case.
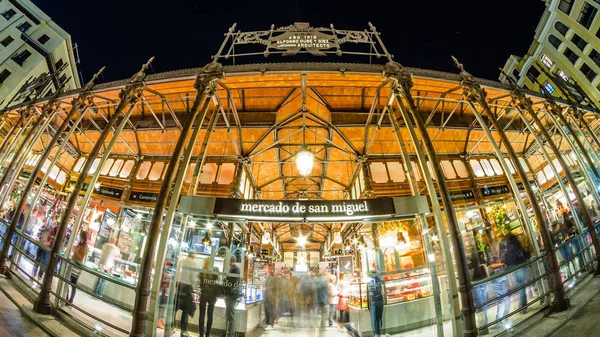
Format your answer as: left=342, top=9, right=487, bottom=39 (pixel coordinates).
left=245, top=284, right=263, bottom=304
left=349, top=282, right=368, bottom=309
left=348, top=269, right=432, bottom=308
left=384, top=270, right=432, bottom=304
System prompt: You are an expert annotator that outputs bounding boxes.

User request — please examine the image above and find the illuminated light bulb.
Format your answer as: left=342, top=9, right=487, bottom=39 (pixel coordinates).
left=295, top=148, right=314, bottom=176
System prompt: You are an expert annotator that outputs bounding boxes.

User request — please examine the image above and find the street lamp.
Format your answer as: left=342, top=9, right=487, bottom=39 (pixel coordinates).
left=296, top=147, right=314, bottom=176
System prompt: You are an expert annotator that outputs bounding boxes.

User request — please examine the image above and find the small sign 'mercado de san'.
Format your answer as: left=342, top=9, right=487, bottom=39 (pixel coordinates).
left=268, top=22, right=338, bottom=56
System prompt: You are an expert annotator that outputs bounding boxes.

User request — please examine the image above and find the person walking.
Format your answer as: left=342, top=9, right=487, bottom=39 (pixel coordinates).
left=500, top=232, right=531, bottom=314
left=33, top=221, right=56, bottom=281
left=93, top=237, right=120, bottom=296
left=327, top=274, right=338, bottom=327
left=67, top=230, right=88, bottom=304
left=263, top=267, right=277, bottom=330
left=175, top=252, right=198, bottom=337
left=336, top=273, right=350, bottom=333
left=225, top=255, right=242, bottom=337
left=367, top=270, right=385, bottom=337
left=316, top=272, right=330, bottom=330
left=199, top=259, right=219, bottom=337
left=469, top=246, right=490, bottom=335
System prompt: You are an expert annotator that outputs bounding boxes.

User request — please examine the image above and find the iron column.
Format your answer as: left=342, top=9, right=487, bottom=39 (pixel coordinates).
left=385, top=61, right=476, bottom=337
left=455, top=58, right=570, bottom=312
left=0, top=68, right=105, bottom=275
left=34, top=58, right=153, bottom=315
left=130, top=63, right=223, bottom=337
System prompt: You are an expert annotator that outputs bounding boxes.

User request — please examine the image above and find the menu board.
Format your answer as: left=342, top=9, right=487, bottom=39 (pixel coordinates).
left=252, top=260, right=269, bottom=286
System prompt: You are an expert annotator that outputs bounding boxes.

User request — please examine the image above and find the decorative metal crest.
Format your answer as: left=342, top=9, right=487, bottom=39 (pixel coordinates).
left=212, top=22, right=393, bottom=64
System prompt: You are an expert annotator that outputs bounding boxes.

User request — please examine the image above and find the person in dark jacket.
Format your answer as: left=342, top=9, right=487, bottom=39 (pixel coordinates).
left=367, top=269, right=385, bottom=337
left=199, top=259, right=219, bottom=337
left=469, top=246, right=489, bottom=335
left=316, top=272, right=330, bottom=329
left=225, top=256, right=242, bottom=337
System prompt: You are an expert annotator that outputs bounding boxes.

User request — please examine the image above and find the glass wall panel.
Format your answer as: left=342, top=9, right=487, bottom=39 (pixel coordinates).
left=387, top=162, right=405, bottom=182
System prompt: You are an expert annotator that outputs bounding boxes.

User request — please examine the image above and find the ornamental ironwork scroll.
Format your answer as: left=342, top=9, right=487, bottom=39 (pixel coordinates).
left=212, top=22, right=394, bottom=63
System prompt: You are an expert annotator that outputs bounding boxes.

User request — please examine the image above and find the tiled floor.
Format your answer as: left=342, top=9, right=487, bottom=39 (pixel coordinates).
left=0, top=290, right=48, bottom=337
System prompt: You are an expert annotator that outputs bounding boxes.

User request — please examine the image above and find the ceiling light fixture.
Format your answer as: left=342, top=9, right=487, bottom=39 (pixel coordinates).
left=296, top=146, right=314, bottom=176
left=297, top=236, right=307, bottom=247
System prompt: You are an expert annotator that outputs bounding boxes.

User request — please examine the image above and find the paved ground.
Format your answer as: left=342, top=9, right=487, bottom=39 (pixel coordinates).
left=0, top=290, right=49, bottom=337
left=549, top=290, right=600, bottom=337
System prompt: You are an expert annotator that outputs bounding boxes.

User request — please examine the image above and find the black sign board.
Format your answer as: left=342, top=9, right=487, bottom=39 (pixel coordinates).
left=333, top=249, right=343, bottom=255
left=261, top=249, right=269, bottom=256
left=213, top=198, right=395, bottom=221
left=80, top=183, right=123, bottom=199
left=129, top=191, right=159, bottom=203
left=481, top=185, right=511, bottom=197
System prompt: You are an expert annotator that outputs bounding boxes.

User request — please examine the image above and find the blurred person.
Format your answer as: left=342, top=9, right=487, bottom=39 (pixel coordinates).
left=551, top=220, right=574, bottom=277
left=336, top=274, right=350, bottom=332
left=174, top=252, right=198, bottom=337
left=225, top=255, right=242, bottom=337
left=93, top=237, right=120, bottom=296
left=263, top=266, right=277, bottom=330
left=199, top=259, right=220, bottom=337
left=32, top=221, right=56, bottom=281
left=67, top=230, right=88, bottom=304
left=500, top=232, right=531, bottom=314
left=316, top=272, right=330, bottom=330
left=469, top=246, right=489, bottom=335
left=328, top=274, right=338, bottom=327
left=367, top=268, right=385, bottom=337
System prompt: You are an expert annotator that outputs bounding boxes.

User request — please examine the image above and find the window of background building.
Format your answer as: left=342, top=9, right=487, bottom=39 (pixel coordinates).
left=555, top=21, right=569, bottom=35
left=0, top=69, right=10, bottom=85
left=558, top=70, right=570, bottom=81
left=453, top=160, right=470, bottom=178
left=549, top=34, right=562, bottom=49
left=543, top=80, right=556, bottom=94
left=440, top=161, right=457, bottom=179
left=0, top=36, right=13, bottom=47
left=37, top=34, right=50, bottom=45
left=564, top=47, right=579, bottom=64
left=597, top=26, right=600, bottom=39
left=512, top=69, right=520, bottom=80
left=558, top=0, right=574, bottom=14
left=1, top=9, right=16, bottom=20
left=11, top=49, right=31, bottom=66
left=590, top=49, right=600, bottom=67
left=16, top=21, right=31, bottom=32
left=541, top=54, right=554, bottom=68
left=387, top=162, right=406, bottom=182
left=578, top=2, right=598, bottom=29
left=580, top=63, right=597, bottom=81
left=55, top=58, right=63, bottom=69
left=526, top=66, right=541, bottom=82
left=571, top=33, right=588, bottom=51
left=480, top=159, right=495, bottom=176
left=469, top=160, right=485, bottom=177
left=369, top=162, right=388, bottom=183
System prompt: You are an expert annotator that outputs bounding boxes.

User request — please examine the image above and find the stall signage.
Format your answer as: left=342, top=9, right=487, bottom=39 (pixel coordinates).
left=95, top=186, right=123, bottom=199
left=436, top=190, right=476, bottom=203
left=334, top=249, right=343, bottom=255
left=213, top=198, right=395, bottom=220
left=480, top=185, right=510, bottom=197
left=261, top=249, right=269, bottom=256
left=129, top=191, right=159, bottom=203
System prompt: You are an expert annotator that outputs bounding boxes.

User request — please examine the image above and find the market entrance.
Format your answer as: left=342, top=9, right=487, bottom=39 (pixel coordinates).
left=151, top=195, right=453, bottom=337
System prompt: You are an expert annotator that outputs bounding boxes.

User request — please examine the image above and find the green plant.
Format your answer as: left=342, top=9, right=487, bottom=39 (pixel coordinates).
left=490, top=204, right=509, bottom=236
left=475, top=233, right=486, bottom=252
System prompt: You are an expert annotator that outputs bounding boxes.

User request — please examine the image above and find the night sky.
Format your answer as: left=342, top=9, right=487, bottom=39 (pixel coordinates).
left=33, top=0, right=546, bottom=84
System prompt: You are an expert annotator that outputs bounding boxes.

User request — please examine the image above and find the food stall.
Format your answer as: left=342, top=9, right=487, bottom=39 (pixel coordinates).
left=347, top=220, right=450, bottom=336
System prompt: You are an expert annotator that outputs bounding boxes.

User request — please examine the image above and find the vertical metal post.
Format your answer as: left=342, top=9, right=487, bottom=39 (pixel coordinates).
left=0, top=113, right=34, bottom=169
left=552, top=107, right=600, bottom=179
left=0, top=109, right=48, bottom=204
left=565, top=113, right=600, bottom=164
left=0, top=68, right=104, bottom=274
left=34, top=58, right=154, bottom=315
left=454, top=58, right=570, bottom=312
left=389, top=113, right=446, bottom=337
left=0, top=114, right=24, bottom=163
left=525, top=104, right=600, bottom=275
left=543, top=103, right=600, bottom=207
left=146, top=104, right=219, bottom=336
left=130, top=62, right=223, bottom=337
left=385, top=61, right=473, bottom=336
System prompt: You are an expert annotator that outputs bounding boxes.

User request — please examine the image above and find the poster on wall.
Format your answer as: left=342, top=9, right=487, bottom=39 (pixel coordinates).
left=283, top=252, right=294, bottom=268
left=309, top=251, right=320, bottom=268
left=252, top=260, right=269, bottom=286
left=338, top=256, right=353, bottom=275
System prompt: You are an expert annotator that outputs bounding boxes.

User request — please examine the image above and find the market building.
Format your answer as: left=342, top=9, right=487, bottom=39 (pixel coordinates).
left=500, top=0, right=600, bottom=108
left=0, top=22, right=600, bottom=337
left=0, top=0, right=81, bottom=109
